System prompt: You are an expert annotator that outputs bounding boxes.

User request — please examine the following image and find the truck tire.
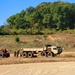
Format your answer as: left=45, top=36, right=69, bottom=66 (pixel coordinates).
left=51, top=52, right=55, bottom=57
left=23, top=52, right=27, bottom=58
left=0, top=54, right=3, bottom=58
left=28, top=52, right=33, bottom=58
left=46, top=52, right=53, bottom=57
left=5, top=53, right=10, bottom=57
left=41, top=51, right=46, bottom=57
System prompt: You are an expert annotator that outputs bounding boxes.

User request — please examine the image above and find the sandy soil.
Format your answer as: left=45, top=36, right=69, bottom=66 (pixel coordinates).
left=0, top=62, right=75, bottom=75
left=0, top=51, right=75, bottom=75
left=0, top=51, right=75, bottom=65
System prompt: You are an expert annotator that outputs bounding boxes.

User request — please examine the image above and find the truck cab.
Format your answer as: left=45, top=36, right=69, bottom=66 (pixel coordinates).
left=41, top=44, right=62, bottom=57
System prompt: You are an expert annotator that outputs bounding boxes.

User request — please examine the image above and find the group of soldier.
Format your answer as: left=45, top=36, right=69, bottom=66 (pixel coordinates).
left=14, top=50, right=20, bottom=58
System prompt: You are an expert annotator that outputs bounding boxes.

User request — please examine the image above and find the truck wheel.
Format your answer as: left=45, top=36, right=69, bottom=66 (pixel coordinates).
left=46, top=52, right=52, bottom=57
left=51, top=52, right=55, bottom=57
left=28, top=52, right=33, bottom=58
left=5, top=53, right=10, bottom=57
left=41, top=51, right=46, bottom=57
left=23, top=52, right=27, bottom=58
left=0, top=54, right=3, bottom=58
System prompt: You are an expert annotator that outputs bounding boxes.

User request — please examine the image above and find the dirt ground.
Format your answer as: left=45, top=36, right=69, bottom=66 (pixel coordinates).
left=0, top=51, right=75, bottom=75
left=0, top=51, right=75, bottom=65
left=0, top=62, right=75, bottom=75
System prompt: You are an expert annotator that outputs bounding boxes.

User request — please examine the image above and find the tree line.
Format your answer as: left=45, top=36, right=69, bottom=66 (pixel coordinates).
left=1, top=1, right=75, bottom=35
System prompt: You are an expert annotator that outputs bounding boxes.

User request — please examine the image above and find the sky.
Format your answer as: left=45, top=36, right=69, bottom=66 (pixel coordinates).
left=0, top=0, right=75, bottom=25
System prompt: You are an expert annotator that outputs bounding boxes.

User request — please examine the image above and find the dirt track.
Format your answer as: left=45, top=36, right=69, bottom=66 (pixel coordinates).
left=0, top=62, right=75, bottom=75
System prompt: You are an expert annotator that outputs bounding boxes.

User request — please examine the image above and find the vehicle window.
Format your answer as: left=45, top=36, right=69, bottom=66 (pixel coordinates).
left=53, top=48, right=57, bottom=50
left=57, top=47, right=62, bottom=50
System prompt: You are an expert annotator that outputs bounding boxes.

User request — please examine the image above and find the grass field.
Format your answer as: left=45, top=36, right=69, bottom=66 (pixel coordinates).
left=0, top=33, right=75, bottom=53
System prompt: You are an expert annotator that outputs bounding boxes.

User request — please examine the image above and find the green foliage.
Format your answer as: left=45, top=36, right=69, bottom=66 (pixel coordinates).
left=1, top=2, right=75, bottom=35
left=15, top=36, right=20, bottom=42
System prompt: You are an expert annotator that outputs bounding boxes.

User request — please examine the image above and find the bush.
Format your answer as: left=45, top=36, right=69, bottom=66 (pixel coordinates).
left=15, top=36, right=20, bottom=42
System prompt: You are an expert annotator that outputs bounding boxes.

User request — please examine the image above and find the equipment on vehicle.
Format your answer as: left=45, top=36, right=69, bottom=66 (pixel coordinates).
left=0, top=48, right=10, bottom=58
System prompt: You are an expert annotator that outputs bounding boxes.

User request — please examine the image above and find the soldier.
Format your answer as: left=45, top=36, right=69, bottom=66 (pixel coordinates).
left=16, top=50, right=20, bottom=58
left=20, top=48, right=23, bottom=57
left=14, top=51, right=16, bottom=57
left=20, top=52, right=22, bottom=57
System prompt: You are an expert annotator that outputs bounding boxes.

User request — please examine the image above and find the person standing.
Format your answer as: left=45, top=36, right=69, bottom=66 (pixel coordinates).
left=16, top=50, right=20, bottom=58
left=14, top=51, right=16, bottom=57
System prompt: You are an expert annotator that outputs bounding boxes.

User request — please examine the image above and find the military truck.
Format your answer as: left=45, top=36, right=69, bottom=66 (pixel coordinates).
left=0, top=48, right=10, bottom=58
left=20, top=45, right=62, bottom=58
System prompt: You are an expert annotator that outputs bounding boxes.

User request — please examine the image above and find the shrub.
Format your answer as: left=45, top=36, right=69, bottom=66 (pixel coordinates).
left=15, top=36, right=20, bottom=42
